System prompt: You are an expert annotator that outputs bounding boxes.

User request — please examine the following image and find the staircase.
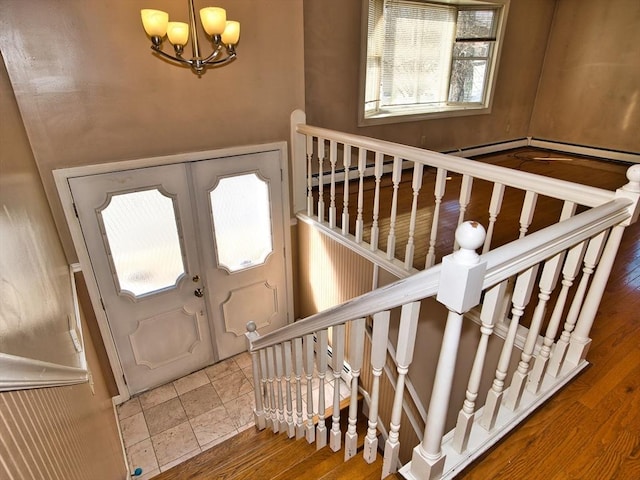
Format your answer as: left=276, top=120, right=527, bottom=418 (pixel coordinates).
left=152, top=404, right=402, bottom=479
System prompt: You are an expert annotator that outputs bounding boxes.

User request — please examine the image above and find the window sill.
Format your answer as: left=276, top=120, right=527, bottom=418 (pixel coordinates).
left=359, top=104, right=492, bottom=126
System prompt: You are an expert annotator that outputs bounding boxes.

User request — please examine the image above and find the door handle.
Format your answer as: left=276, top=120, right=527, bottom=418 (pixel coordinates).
left=194, top=288, right=204, bottom=298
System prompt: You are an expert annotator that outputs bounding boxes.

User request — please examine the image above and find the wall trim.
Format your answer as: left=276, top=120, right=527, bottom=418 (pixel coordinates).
left=528, top=138, right=639, bottom=164
left=0, top=352, right=88, bottom=391
left=444, top=137, right=639, bottom=163
left=0, top=264, right=88, bottom=392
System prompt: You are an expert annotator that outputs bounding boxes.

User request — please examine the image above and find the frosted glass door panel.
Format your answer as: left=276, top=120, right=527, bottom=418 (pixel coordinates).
left=210, top=173, right=273, bottom=272
left=100, top=188, right=186, bottom=297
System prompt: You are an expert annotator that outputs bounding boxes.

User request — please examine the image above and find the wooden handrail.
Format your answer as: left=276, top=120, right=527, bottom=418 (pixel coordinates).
left=249, top=198, right=632, bottom=352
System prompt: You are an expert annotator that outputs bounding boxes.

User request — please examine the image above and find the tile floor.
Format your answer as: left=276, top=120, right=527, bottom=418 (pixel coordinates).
left=117, top=352, right=351, bottom=479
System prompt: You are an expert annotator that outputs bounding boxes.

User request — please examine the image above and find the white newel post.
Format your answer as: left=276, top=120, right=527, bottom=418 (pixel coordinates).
left=407, top=221, right=486, bottom=480
left=290, top=109, right=308, bottom=215
left=245, top=322, right=266, bottom=430
left=566, top=165, right=640, bottom=365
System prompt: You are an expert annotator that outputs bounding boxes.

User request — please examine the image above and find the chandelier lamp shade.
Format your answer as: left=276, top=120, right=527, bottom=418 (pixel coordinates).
left=141, top=1, right=240, bottom=75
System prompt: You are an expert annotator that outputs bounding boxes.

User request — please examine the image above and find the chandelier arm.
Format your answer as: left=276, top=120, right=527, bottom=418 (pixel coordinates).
left=151, top=46, right=194, bottom=68
left=203, top=52, right=237, bottom=66
left=200, top=44, right=224, bottom=63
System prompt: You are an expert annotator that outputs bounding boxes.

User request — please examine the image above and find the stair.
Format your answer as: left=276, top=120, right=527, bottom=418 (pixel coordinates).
left=152, top=407, right=403, bottom=480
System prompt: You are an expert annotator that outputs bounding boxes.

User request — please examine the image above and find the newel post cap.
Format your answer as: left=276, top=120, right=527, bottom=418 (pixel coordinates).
left=616, top=164, right=640, bottom=225
left=437, top=221, right=487, bottom=313
left=245, top=321, right=260, bottom=349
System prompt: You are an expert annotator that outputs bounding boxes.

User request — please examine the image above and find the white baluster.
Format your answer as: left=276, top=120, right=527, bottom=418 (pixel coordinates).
left=303, top=333, right=315, bottom=443
left=329, top=324, right=345, bottom=452
left=480, top=265, right=538, bottom=431
left=258, top=348, right=273, bottom=430
left=566, top=167, right=640, bottom=365
left=363, top=311, right=390, bottom=464
left=292, top=337, right=305, bottom=439
left=317, top=138, right=325, bottom=223
left=355, top=148, right=367, bottom=243
left=452, top=281, right=507, bottom=453
left=306, top=134, right=313, bottom=216
left=453, top=175, right=473, bottom=250
left=387, top=156, right=403, bottom=260
left=282, top=340, right=295, bottom=437
left=567, top=226, right=626, bottom=364
left=342, top=145, right=352, bottom=236
left=266, top=346, right=279, bottom=433
left=528, top=241, right=587, bottom=393
left=547, top=231, right=607, bottom=377
left=245, top=322, right=266, bottom=430
left=519, top=190, right=538, bottom=238
left=370, top=152, right=384, bottom=252
left=482, top=182, right=505, bottom=254
left=382, top=301, right=420, bottom=477
left=405, top=163, right=424, bottom=270
left=274, top=344, right=286, bottom=432
left=316, top=329, right=329, bottom=449
left=345, top=318, right=365, bottom=461
left=506, top=253, right=563, bottom=410
left=329, top=140, right=338, bottom=229
left=426, top=168, right=447, bottom=268
left=409, top=221, right=486, bottom=479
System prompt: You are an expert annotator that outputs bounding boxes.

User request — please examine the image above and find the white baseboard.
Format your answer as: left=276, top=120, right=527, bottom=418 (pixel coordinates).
left=444, top=138, right=530, bottom=158
left=446, top=137, right=639, bottom=164
left=528, top=138, right=639, bottom=164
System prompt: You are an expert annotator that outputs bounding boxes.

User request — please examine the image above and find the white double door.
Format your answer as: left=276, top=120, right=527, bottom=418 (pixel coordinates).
left=69, top=151, right=290, bottom=394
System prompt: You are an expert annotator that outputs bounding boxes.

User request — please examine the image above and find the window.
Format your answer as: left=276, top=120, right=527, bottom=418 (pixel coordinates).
left=361, top=0, right=509, bottom=124
left=209, top=173, right=274, bottom=273
left=99, top=188, right=186, bottom=298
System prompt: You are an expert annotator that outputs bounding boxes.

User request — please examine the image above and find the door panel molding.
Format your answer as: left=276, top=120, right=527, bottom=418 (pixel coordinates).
left=129, top=307, right=202, bottom=369
left=222, top=281, right=278, bottom=336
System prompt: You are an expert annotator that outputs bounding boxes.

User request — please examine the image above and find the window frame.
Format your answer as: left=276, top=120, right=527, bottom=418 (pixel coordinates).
left=358, top=0, right=510, bottom=126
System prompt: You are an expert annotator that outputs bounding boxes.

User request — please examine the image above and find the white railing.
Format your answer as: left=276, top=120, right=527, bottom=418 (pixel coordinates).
left=245, top=113, right=639, bottom=479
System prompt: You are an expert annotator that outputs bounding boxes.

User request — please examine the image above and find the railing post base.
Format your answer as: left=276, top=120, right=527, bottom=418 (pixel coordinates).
left=253, top=411, right=266, bottom=431
left=363, top=434, right=378, bottom=464
left=382, top=440, right=400, bottom=478
left=407, top=444, right=446, bottom=480
left=565, top=337, right=592, bottom=366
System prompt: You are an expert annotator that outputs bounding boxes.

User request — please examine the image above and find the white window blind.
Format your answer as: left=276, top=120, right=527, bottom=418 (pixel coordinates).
left=380, top=1, right=455, bottom=108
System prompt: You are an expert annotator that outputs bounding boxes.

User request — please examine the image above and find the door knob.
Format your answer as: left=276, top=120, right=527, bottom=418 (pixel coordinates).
left=194, top=288, right=204, bottom=298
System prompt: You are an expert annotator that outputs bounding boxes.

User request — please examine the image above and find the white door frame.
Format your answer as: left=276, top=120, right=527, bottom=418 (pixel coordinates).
left=53, top=142, right=293, bottom=404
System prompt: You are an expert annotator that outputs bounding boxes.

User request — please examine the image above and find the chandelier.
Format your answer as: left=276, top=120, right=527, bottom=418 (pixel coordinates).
left=141, top=1, right=240, bottom=75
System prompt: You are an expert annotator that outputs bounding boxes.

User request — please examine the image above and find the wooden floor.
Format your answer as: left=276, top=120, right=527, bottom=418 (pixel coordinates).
left=152, top=404, right=402, bottom=480
left=153, top=149, right=639, bottom=479
left=456, top=151, right=640, bottom=479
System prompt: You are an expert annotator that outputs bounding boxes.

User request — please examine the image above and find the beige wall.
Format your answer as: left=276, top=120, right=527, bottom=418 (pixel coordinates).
left=0, top=0, right=305, bottom=262
left=530, top=0, right=640, bottom=153
left=0, top=54, right=80, bottom=367
left=303, top=0, right=556, bottom=152
left=297, top=220, right=374, bottom=318
left=0, top=52, right=126, bottom=479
